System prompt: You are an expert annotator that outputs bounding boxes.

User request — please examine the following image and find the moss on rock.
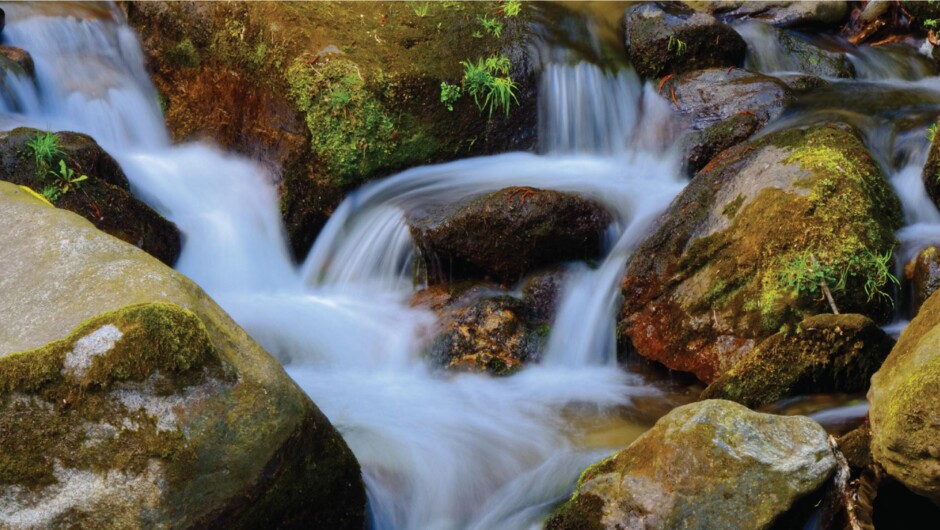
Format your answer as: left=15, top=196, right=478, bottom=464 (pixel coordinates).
left=620, top=125, right=902, bottom=383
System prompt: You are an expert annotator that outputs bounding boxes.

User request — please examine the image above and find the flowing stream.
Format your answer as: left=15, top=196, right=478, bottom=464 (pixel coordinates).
left=2, top=4, right=940, bottom=529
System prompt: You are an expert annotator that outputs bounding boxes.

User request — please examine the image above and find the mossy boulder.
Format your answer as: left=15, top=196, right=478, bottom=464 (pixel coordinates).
left=868, top=285, right=940, bottom=506
left=904, top=245, right=940, bottom=318
left=702, top=313, right=894, bottom=408
left=0, top=127, right=181, bottom=266
left=688, top=1, right=850, bottom=28
left=924, top=118, right=940, bottom=210
left=0, top=181, right=364, bottom=528
left=619, top=125, right=902, bottom=383
left=545, top=399, right=836, bottom=530
left=662, top=68, right=791, bottom=172
left=409, top=187, right=611, bottom=284
left=753, top=28, right=856, bottom=78
left=624, top=2, right=746, bottom=79
left=125, top=1, right=538, bottom=261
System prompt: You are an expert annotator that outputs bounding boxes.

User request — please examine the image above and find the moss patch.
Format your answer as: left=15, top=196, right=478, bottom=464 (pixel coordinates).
left=0, top=303, right=227, bottom=490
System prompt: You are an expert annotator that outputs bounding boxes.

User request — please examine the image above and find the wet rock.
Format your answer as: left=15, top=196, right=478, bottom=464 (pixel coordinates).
left=666, top=68, right=791, bottom=172
left=409, top=187, right=611, bottom=284
left=924, top=118, right=940, bottom=210
left=0, top=127, right=181, bottom=266
left=546, top=400, right=836, bottom=530
left=125, top=2, right=539, bottom=261
left=624, top=2, right=746, bottom=79
left=691, top=1, right=850, bottom=29
left=702, top=313, right=894, bottom=408
left=776, top=73, right=830, bottom=92
left=869, top=285, right=940, bottom=506
left=767, top=30, right=856, bottom=78
left=0, top=45, right=34, bottom=78
left=520, top=268, right=566, bottom=326
left=0, top=181, right=365, bottom=528
left=904, top=245, right=940, bottom=317
left=428, top=294, right=537, bottom=375
left=619, top=125, right=902, bottom=383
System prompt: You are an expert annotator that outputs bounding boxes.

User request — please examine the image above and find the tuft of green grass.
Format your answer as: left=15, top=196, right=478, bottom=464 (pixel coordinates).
left=26, top=131, right=61, bottom=172
left=668, top=34, right=687, bottom=56
left=478, top=15, right=503, bottom=38
left=408, top=1, right=431, bottom=17
left=458, top=54, right=519, bottom=118
left=501, top=0, right=523, bottom=18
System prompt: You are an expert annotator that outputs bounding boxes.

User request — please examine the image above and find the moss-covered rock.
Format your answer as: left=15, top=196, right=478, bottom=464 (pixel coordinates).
left=0, top=127, right=181, bottom=266
left=687, top=1, right=850, bottom=28
left=924, top=118, right=940, bottom=210
left=755, top=28, right=856, bottom=78
left=868, top=285, right=940, bottom=507
left=620, top=125, right=902, bottom=383
left=702, top=313, right=894, bottom=408
left=0, top=45, right=34, bottom=78
left=125, top=1, right=538, bottom=260
left=624, top=2, right=746, bottom=79
left=410, top=187, right=611, bottom=284
left=0, top=181, right=364, bottom=528
left=904, top=245, right=940, bottom=318
left=545, top=400, right=836, bottom=530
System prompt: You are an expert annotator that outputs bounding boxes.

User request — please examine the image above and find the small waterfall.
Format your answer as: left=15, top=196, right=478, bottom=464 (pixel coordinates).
left=1, top=5, right=692, bottom=530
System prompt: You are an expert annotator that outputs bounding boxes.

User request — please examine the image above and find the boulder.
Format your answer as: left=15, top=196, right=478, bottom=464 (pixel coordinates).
left=0, top=45, right=34, bottom=78
left=904, top=245, right=940, bottom=317
left=619, top=125, right=902, bottom=383
left=754, top=29, right=856, bottom=78
left=0, top=127, right=181, bottom=266
left=409, top=187, right=611, bottom=284
left=924, top=118, right=940, bottom=210
left=624, top=2, right=747, bottom=79
left=546, top=400, right=836, bottom=530
left=869, top=286, right=940, bottom=506
left=0, top=182, right=365, bottom=528
left=663, top=68, right=791, bottom=172
left=702, top=313, right=894, bottom=408
left=690, top=1, right=850, bottom=28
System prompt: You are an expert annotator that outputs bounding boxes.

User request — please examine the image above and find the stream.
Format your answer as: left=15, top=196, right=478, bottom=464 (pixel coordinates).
left=1, top=3, right=939, bottom=529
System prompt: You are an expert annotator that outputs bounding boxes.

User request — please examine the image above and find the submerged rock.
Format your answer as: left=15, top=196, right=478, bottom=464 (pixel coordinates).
left=0, top=127, right=181, bottom=266
left=620, top=125, right=901, bottom=383
left=0, top=181, right=365, bottom=528
left=702, top=313, right=894, bottom=408
left=409, top=187, right=611, bottom=284
left=624, top=2, right=746, bottom=79
left=546, top=400, right=836, bottom=530
left=869, top=286, right=940, bottom=506
left=904, top=245, right=940, bottom=318
left=761, top=29, right=856, bottom=78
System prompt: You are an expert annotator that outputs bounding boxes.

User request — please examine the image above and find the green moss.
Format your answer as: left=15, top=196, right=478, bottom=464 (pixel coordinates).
left=721, top=193, right=745, bottom=219
left=165, top=38, right=200, bottom=68
left=0, top=303, right=224, bottom=489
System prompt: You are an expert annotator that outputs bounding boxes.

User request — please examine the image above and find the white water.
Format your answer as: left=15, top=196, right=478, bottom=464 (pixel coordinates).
left=1, top=6, right=688, bottom=530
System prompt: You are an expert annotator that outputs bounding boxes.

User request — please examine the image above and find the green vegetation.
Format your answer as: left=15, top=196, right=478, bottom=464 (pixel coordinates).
left=440, top=54, right=519, bottom=118
left=668, top=34, right=688, bottom=56
left=929, top=122, right=937, bottom=143
left=779, top=249, right=897, bottom=313
left=47, top=159, right=88, bottom=199
left=165, top=38, right=200, bottom=68
left=479, top=15, right=503, bottom=38
left=924, top=18, right=938, bottom=28
left=25, top=131, right=87, bottom=203
left=408, top=1, right=431, bottom=17
left=500, top=0, right=523, bottom=18
left=25, top=131, right=60, bottom=173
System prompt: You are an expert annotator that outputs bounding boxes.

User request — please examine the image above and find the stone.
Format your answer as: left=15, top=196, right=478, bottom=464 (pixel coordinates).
left=624, top=2, right=747, bottom=79
left=546, top=400, right=836, bottom=530
left=0, top=181, right=365, bottom=528
left=905, top=245, right=940, bottom=318
left=690, top=1, right=850, bottom=28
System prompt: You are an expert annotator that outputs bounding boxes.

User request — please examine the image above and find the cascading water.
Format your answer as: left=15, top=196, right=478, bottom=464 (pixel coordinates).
left=1, top=5, right=689, bottom=529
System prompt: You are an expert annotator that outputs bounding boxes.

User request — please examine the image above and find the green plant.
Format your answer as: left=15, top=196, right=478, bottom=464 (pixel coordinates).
left=929, top=122, right=938, bottom=143
left=924, top=18, right=938, bottom=28
left=39, top=185, right=60, bottom=203
left=668, top=34, right=687, bottom=56
left=501, top=0, right=523, bottom=17
left=472, top=30, right=483, bottom=39
left=165, top=38, right=200, bottom=68
left=779, top=248, right=898, bottom=313
left=479, top=15, right=503, bottom=38
left=459, top=54, right=518, bottom=117
left=48, top=159, right=88, bottom=197
left=440, top=82, right=463, bottom=111
left=26, top=131, right=60, bottom=172
left=408, top=1, right=431, bottom=17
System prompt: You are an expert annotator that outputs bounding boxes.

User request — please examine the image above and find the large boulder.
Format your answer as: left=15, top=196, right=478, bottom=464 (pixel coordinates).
left=702, top=313, right=894, bottom=408
left=749, top=28, right=856, bottom=78
left=663, top=68, right=792, bottom=172
left=0, top=182, right=365, bottom=528
left=619, top=125, right=902, bottom=383
left=125, top=1, right=538, bottom=260
left=546, top=399, right=836, bottom=530
left=0, top=127, right=181, bottom=266
left=690, top=1, right=850, bottom=28
left=624, top=3, right=747, bottom=79
left=409, top=187, right=611, bottom=284
left=869, top=286, right=940, bottom=506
